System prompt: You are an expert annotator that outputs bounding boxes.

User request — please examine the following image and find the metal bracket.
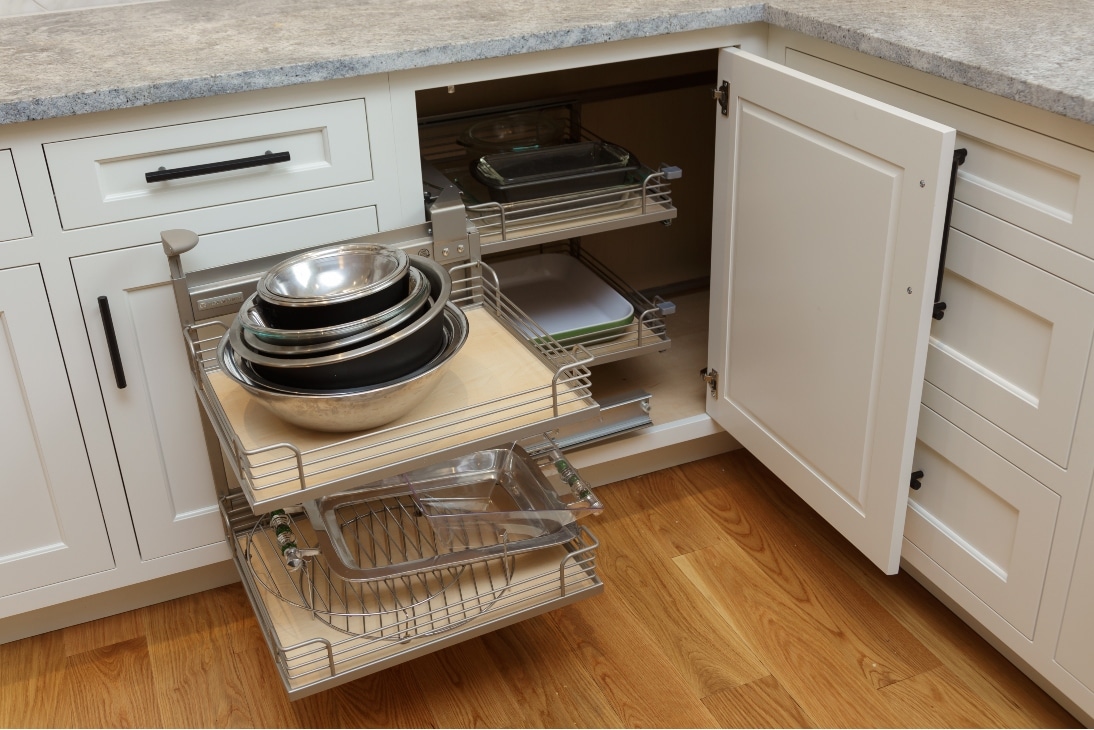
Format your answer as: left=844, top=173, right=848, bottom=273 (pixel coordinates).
left=700, top=367, right=718, bottom=398
left=712, top=81, right=729, bottom=116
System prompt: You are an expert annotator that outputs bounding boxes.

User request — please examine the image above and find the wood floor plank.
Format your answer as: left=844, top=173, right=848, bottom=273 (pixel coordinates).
left=591, top=489, right=769, bottom=697
left=701, top=674, right=816, bottom=728
left=291, top=662, right=438, bottom=729
left=676, top=540, right=944, bottom=727
left=63, top=610, right=144, bottom=658
left=57, top=637, right=163, bottom=728
left=674, top=454, right=942, bottom=686
left=401, top=634, right=530, bottom=728
left=547, top=589, right=722, bottom=727
left=877, top=665, right=1015, bottom=728
left=476, top=617, right=624, bottom=728
left=599, top=468, right=729, bottom=558
left=728, top=450, right=1082, bottom=729
left=0, top=629, right=67, bottom=728
left=141, top=586, right=291, bottom=730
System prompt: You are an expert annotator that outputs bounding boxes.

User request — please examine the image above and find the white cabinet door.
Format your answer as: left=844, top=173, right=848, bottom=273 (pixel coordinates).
left=706, top=49, right=956, bottom=573
left=72, top=245, right=223, bottom=562
left=0, top=265, right=114, bottom=598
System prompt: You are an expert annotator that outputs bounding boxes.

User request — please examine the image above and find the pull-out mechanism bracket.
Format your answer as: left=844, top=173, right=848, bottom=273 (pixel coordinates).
left=423, top=162, right=480, bottom=265
left=933, top=148, right=968, bottom=320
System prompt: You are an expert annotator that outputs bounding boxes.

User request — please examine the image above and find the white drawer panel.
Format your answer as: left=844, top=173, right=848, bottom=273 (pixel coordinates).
left=906, top=407, right=1060, bottom=638
left=926, top=215, right=1094, bottom=467
left=0, top=150, right=30, bottom=242
left=784, top=49, right=1094, bottom=260
left=45, top=100, right=373, bottom=230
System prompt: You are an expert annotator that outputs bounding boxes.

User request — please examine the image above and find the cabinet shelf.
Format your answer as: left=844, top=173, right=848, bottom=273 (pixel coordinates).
left=184, top=263, right=598, bottom=513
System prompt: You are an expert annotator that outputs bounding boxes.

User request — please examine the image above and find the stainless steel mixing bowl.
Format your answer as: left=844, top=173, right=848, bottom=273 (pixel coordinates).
left=233, top=255, right=451, bottom=389
left=240, top=266, right=431, bottom=353
left=255, top=243, right=411, bottom=329
left=217, top=303, right=469, bottom=432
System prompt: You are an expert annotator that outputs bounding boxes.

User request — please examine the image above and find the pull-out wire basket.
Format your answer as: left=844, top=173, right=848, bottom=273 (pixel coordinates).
left=224, top=490, right=603, bottom=697
left=183, top=262, right=599, bottom=513
left=242, top=493, right=518, bottom=639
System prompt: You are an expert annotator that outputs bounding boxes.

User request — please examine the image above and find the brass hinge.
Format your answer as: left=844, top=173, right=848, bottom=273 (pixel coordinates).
left=700, top=367, right=719, bottom=398
left=712, top=81, right=729, bottom=116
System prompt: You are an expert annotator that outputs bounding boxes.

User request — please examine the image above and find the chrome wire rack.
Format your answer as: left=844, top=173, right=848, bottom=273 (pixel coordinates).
left=223, top=491, right=603, bottom=696
left=183, top=262, right=599, bottom=513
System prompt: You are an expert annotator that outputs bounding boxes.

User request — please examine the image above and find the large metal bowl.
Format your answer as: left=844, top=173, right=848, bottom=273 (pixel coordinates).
left=233, top=255, right=452, bottom=389
left=217, top=303, right=469, bottom=433
left=240, top=266, right=431, bottom=355
left=255, top=243, right=411, bottom=329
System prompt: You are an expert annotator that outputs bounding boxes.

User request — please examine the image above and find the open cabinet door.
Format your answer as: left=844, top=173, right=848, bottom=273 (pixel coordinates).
left=706, top=49, right=956, bottom=573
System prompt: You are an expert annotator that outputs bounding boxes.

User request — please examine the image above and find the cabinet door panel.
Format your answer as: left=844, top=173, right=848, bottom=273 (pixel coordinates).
left=73, top=245, right=223, bottom=561
left=0, top=265, right=113, bottom=599
left=707, top=49, right=955, bottom=573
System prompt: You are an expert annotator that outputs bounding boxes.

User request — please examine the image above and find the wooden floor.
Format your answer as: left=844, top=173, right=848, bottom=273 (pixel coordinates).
left=0, top=450, right=1080, bottom=728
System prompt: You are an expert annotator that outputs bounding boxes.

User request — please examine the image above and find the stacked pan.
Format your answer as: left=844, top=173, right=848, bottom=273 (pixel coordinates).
left=217, top=243, right=468, bottom=433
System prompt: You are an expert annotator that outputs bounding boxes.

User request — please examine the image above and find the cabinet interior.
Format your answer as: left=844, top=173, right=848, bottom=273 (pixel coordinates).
left=414, top=50, right=720, bottom=447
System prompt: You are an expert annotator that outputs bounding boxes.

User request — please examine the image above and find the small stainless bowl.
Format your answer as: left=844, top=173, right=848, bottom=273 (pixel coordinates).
left=218, top=303, right=469, bottom=433
left=255, top=243, right=411, bottom=329
left=239, top=266, right=431, bottom=352
left=233, top=255, right=452, bottom=390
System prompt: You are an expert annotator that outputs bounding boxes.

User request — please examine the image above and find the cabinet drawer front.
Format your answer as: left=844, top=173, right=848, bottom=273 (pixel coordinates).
left=45, top=100, right=373, bottom=230
left=0, top=150, right=31, bottom=242
left=784, top=49, right=1094, bottom=261
left=905, top=408, right=1059, bottom=638
left=926, top=213, right=1094, bottom=467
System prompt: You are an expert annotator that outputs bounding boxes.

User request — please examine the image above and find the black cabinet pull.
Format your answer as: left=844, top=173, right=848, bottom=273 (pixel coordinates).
left=933, top=148, right=968, bottom=320
left=97, top=295, right=127, bottom=389
left=145, top=150, right=290, bottom=183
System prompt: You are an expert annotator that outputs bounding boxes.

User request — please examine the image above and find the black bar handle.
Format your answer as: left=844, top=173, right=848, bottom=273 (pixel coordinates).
left=96, top=295, right=127, bottom=389
left=933, top=148, right=968, bottom=320
left=145, top=150, right=290, bottom=183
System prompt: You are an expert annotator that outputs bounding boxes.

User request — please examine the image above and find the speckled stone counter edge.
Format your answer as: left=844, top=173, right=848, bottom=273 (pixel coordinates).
left=1, top=4, right=1091, bottom=127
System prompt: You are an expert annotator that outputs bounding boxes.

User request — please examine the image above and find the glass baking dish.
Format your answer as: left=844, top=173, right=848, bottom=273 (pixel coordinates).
left=472, top=141, right=642, bottom=202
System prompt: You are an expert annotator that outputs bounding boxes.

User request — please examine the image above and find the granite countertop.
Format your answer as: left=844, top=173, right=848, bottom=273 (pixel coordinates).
left=0, top=0, right=1091, bottom=127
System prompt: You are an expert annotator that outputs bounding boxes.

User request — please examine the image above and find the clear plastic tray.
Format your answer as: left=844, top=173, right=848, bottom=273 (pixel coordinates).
left=409, top=444, right=602, bottom=547
left=301, top=444, right=602, bottom=581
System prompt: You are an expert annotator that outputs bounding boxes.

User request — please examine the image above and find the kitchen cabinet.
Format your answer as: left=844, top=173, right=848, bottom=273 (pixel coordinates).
left=0, top=264, right=114, bottom=597
left=0, top=74, right=418, bottom=624
left=0, top=16, right=1091, bottom=719
left=705, top=49, right=953, bottom=573
left=765, top=28, right=1094, bottom=722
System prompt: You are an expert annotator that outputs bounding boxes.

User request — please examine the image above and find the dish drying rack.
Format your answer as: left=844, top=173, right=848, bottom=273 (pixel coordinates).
left=419, top=106, right=680, bottom=256
left=222, top=481, right=602, bottom=697
left=181, top=261, right=599, bottom=513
